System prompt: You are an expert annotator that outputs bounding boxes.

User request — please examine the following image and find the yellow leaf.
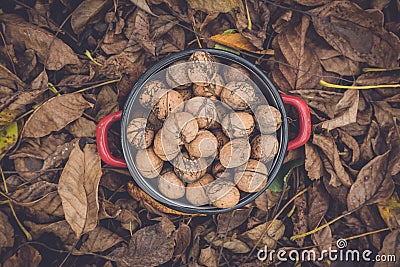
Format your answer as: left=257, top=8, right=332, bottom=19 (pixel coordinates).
left=210, top=33, right=274, bottom=55
left=378, top=193, right=400, bottom=228
left=0, top=122, right=18, bottom=160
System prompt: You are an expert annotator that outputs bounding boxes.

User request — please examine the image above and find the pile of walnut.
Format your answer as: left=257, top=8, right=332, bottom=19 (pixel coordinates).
left=127, top=51, right=282, bottom=209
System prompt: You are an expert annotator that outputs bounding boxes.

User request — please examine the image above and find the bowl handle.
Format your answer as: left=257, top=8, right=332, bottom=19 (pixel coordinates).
left=281, top=94, right=311, bottom=150
left=96, top=111, right=128, bottom=168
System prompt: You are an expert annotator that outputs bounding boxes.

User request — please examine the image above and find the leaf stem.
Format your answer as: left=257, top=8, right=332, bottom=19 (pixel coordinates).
left=320, top=79, right=400, bottom=90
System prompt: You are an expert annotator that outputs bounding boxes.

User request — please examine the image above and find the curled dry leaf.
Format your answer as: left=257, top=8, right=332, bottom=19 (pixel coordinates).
left=374, top=230, right=400, bottom=267
left=347, top=151, right=395, bottom=211
left=305, top=143, right=324, bottom=180
left=198, top=247, right=218, bottom=267
left=173, top=223, right=191, bottom=261
left=130, top=9, right=156, bottom=55
left=204, top=231, right=251, bottom=254
left=210, top=33, right=274, bottom=54
left=0, top=211, right=14, bottom=249
left=0, top=14, right=79, bottom=70
left=2, top=245, right=42, bottom=267
left=240, top=219, right=285, bottom=249
left=307, top=181, right=329, bottom=230
left=187, top=0, right=243, bottom=13
left=58, top=142, right=102, bottom=237
left=71, top=0, right=111, bottom=34
left=23, top=94, right=92, bottom=138
left=107, top=217, right=176, bottom=267
left=217, top=208, right=252, bottom=234
left=25, top=220, right=123, bottom=252
left=310, top=1, right=400, bottom=68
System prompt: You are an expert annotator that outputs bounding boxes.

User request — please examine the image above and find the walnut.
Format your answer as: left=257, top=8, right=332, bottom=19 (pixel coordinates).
left=126, top=118, right=154, bottom=149
left=146, top=111, right=163, bottom=131
left=187, top=51, right=217, bottom=86
left=254, top=105, right=282, bottom=134
left=158, top=171, right=186, bottom=199
left=162, top=112, right=199, bottom=145
left=234, top=159, right=268, bottom=193
left=192, top=74, right=224, bottom=98
left=207, top=179, right=240, bottom=208
left=219, top=139, right=251, bottom=168
left=152, top=90, right=184, bottom=120
left=221, top=112, right=255, bottom=139
left=211, top=161, right=226, bottom=178
left=185, top=97, right=218, bottom=129
left=166, top=61, right=192, bottom=89
left=250, top=134, right=279, bottom=163
left=186, top=173, right=214, bottom=206
left=211, top=129, right=229, bottom=159
left=185, top=130, right=218, bottom=158
left=173, top=152, right=208, bottom=183
left=177, top=87, right=193, bottom=101
left=222, top=63, right=250, bottom=83
left=139, top=80, right=168, bottom=109
left=220, top=81, right=255, bottom=110
left=135, top=148, right=163, bottom=179
left=153, top=130, right=181, bottom=161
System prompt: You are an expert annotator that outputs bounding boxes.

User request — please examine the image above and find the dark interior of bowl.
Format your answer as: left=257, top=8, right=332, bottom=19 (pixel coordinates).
left=121, top=48, right=288, bottom=214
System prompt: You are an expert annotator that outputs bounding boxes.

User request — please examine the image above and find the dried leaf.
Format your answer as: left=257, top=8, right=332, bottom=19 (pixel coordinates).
left=187, top=0, right=242, bottom=13
left=25, top=220, right=123, bottom=252
left=58, top=142, right=102, bottom=237
left=310, top=1, right=400, bottom=68
left=307, top=181, right=329, bottom=230
left=311, top=219, right=332, bottom=251
left=71, top=0, right=111, bottom=34
left=99, top=199, right=141, bottom=231
left=378, top=193, right=400, bottom=228
left=108, top=217, right=176, bottom=267
left=210, top=33, right=273, bottom=54
left=173, top=223, right=191, bottom=260
left=198, top=247, right=217, bottom=267
left=130, top=0, right=156, bottom=15
left=204, top=231, right=251, bottom=254
left=3, top=245, right=42, bottom=267
left=358, top=205, right=386, bottom=249
left=272, top=16, right=325, bottom=90
left=292, top=188, right=307, bottom=246
left=240, top=220, right=285, bottom=249
left=374, top=230, right=400, bottom=267
left=217, top=208, right=252, bottom=234
left=66, top=117, right=97, bottom=138
left=305, top=143, right=324, bottom=180
left=347, top=151, right=394, bottom=211
left=23, top=94, right=92, bottom=138
left=0, top=211, right=14, bottom=249
left=1, top=14, right=80, bottom=70
left=130, top=9, right=156, bottom=55
left=293, top=0, right=331, bottom=6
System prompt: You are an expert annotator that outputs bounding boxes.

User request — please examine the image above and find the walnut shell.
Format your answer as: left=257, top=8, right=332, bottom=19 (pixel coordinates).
left=166, top=61, right=192, bottom=89
left=220, top=81, right=255, bottom=110
left=139, top=80, right=168, bottom=109
left=135, top=148, right=163, bottom=178
left=212, top=161, right=226, bottom=178
left=162, top=112, right=199, bottom=145
left=185, top=97, right=218, bottom=129
left=173, top=152, right=208, bottom=183
left=250, top=134, right=279, bottom=162
left=185, top=130, right=218, bottom=158
left=192, top=74, right=224, bottom=98
left=126, top=118, right=154, bottom=149
left=219, top=139, right=251, bottom=168
left=207, top=179, right=240, bottom=208
left=152, top=90, right=184, bottom=120
left=187, top=51, right=217, bottom=86
left=234, top=159, right=268, bottom=193
left=158, top=171, right=186, bottom=199
left=211, top=129, right=229, bottom=159
left=186, top=173, right=214, bottom=206
left=153, top=130, right=181, bottom=161
left=222, top=63, right=250, bottom=83
left=221, top=112, right=255, bottom=139
left=177, top=87, right=193, bottom=101
left=254, top=105, right=282, bottom=134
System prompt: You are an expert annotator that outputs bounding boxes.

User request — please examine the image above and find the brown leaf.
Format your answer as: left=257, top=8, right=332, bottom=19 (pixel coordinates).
left=292, top=188, right=307, bottom=246
left=187, top=0, right=243, bottom=13
left=130, top=9, right=156, bottom=55
left=108, top=217, right=176, bottom=267
left=1, top=14, right=80, bottom=70
left=173, top=223, right=191, bottom=261
left=307, top=181, right=329, bottom=230
left=66, top=117, right=97, bottom=138
left=321, top=89, right=359, bottom=131
left=99, top=199, right=141, bottom=231
left=198, top=247, right=218, bottom=267
left=3, top=245, right=42, bottom=267
left=71, top=0, right=111, bottom=34
left=58, top=142, right=102, bottom=237
left=293, top=0, right=331, bottom=6
left=210, top=33, right=274, bottom=54
left=240, top=220, right=285, bottom=249
left=26, top=220, right=123, bottom=252
left=204, top=231, right=251, bottom=254
left=217, top=208, right=252, bottom=234
left=0, top=211, right=14, bottom=249
left=130, top=0, right=156, bottom=15
left=23, top=94, right=92, bottom=138
left=313, top=133, right=353, bottom=187
left=347, top=151, right=395, bottom=211
left=310, top=1, right=400, bottom=68
left=272, top=16, right=325, bottom=90
left=338, top=129, right=361, bottom=165
left=358, top=205, right=386, bottom=249
left=374, top=230, right=400, bottom=267
left=305, top=143, right=324, bottom=180
left=311, top=219, right=332, bottom=252
left=0, top=64, right=26, bottom=95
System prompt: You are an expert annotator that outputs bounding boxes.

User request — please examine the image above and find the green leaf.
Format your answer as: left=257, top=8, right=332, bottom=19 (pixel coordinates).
left=0, top=122, right=18, bottom=160
left=268, top=159, right=305, bottom=192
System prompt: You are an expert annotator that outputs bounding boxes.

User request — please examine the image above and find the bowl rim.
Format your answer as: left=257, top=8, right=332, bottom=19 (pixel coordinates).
left=121, top=48, right=289, bottom=214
